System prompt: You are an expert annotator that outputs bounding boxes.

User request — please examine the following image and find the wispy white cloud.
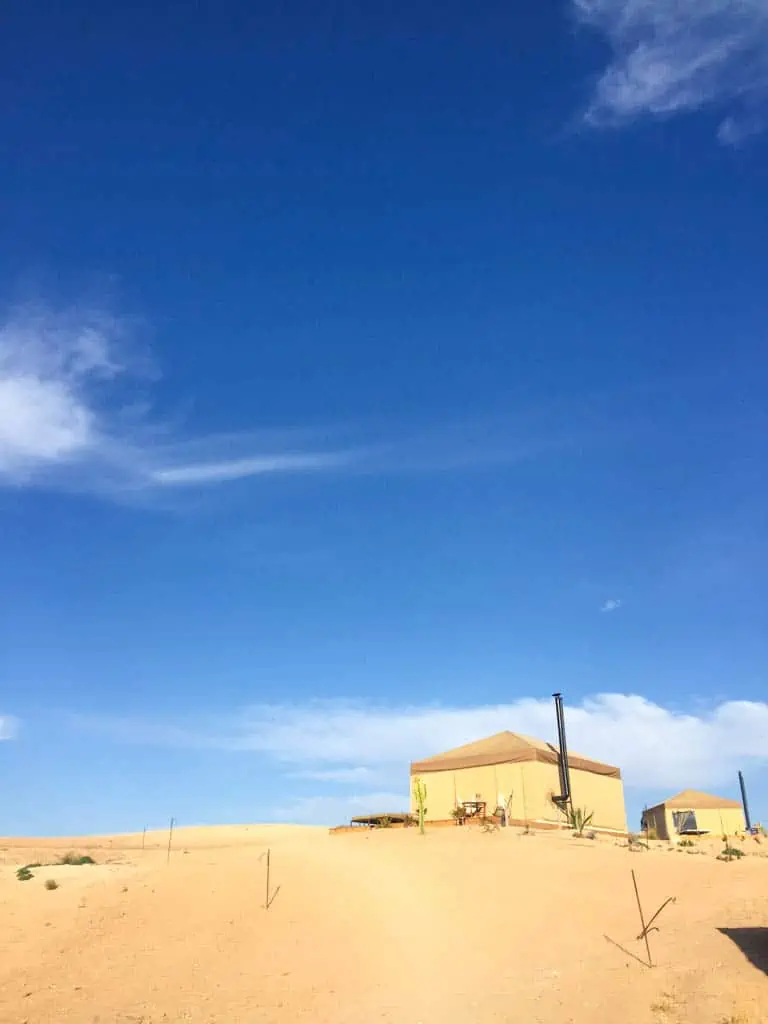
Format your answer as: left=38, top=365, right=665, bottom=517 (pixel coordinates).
left=573, top=0, right=768, bottom=142
left=600, top=598, right=622, bottom=613
left=0, top=305, right=134, bottom=482
left=0, top=303, right=360, bottom=496
left=72, top=693, right=768, bottom=793
left=149, top=452, right=350, bottom=486
left=270, top=791, right=408, bottom=825
left=0, top=715, right=20, bottom=740
left=0, top=302, right=578, bottom=501
left=288, top=766, right=377, bottom=784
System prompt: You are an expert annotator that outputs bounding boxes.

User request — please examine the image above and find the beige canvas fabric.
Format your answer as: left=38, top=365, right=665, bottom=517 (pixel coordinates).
left=649, top=789, right=742, bottom=811
left=410, top=730, right=621, bottom=779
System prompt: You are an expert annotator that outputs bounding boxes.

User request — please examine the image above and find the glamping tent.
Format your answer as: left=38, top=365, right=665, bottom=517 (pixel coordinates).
left=409, top=731, right=627, bottom=832
left=642, top=790, right=745, bottom=840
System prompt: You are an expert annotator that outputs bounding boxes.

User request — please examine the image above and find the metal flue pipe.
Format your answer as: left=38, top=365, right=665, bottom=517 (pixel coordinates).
left=552, top=692, right=572, bottom=806
left=738, top=771, right=752, bottom=832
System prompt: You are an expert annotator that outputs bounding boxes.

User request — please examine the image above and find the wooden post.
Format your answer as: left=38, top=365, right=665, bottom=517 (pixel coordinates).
left=142, top=826, right=146, bottom=852
left=167, top=817, right=175, bottom=865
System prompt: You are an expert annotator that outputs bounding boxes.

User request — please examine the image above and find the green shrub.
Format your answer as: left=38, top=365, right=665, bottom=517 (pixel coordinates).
left=567, top=806, right=594, bottom=836
left=16, top=867, right=33, bottom=881
left=719, top=846, right=745, bottom=861
left=58, top=852, right=95, bottom=866
left=376, top=816, right=392, bottom=829
left=44, top=879, right=59, bottom=890
left=679, top=838, right=694, bottom=848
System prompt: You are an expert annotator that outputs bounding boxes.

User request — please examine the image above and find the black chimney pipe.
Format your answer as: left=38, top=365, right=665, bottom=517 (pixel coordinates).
left=738, top=771, right=752, bottom=832
left=552, top=692, right=571, bottom=806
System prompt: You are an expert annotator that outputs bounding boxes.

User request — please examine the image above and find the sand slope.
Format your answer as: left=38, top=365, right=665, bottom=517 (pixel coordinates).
left=1, top=825, right=766, bottom=1022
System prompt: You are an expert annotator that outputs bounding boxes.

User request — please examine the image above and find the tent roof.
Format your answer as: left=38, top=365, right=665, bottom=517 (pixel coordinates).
left=649, top=789, right=742, bottom=811
left=410, top=730, right=621, bottom=779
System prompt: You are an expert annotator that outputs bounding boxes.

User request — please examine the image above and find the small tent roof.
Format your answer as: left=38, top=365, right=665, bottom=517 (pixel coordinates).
left=410, top=730, right=621, bottom=779
left=649, top=789, right=742, bottom=811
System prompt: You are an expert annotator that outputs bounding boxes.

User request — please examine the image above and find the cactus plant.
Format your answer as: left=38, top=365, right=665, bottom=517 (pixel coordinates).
left=412, top=776, right=427, bottom=835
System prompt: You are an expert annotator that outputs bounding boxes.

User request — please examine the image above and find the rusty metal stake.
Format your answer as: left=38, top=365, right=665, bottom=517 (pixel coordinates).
left=631, top=870, right=653, bottom=967
left=637, top=896, right=676, bottom=941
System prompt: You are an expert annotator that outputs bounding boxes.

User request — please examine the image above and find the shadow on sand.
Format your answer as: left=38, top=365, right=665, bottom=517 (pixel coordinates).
left=719, top=928, right=768, bottom=975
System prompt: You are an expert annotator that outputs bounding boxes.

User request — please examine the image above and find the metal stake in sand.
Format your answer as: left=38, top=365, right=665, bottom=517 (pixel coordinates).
left=631, top=870, right=653, bottom=967
left=265, top=847, right=271, bottom=909
left=167, top=817, right=175, bottom=865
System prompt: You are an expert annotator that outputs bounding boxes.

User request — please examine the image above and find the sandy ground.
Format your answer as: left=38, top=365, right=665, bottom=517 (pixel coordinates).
left=1, top=825, right=766, bottom=1023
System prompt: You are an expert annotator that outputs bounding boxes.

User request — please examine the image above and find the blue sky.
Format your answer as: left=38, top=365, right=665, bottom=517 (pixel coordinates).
left=1, top=0, right=767, bottom=836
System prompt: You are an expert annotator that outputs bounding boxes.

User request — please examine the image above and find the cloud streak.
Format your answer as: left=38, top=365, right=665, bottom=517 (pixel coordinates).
left=0, top=301, right=578, bottom=501
left=574, top=0, right=768, bottom=141
left=71, top=693, right=768, bottom=794
left=600, top=599, right=622, bottom=613
left=149, top=452, right=352, bottom=486
left=0, top=302, right=356, bottom=496
left=0, top=715, right=20, bottom=740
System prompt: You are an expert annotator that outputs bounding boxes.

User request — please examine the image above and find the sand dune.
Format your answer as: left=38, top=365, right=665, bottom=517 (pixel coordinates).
left=1, top=824, right=766, bottom=1022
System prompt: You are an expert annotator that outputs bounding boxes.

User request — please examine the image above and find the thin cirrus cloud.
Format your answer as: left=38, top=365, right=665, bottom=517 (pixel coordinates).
left=0, top=715, right=20, bottom=740
left=0, top=303, right=354, bottom=496
left=0, top=301, right=575, bottom=500
left=573, top=0, right=768, bottom=142
left=600, top=598, right=622, bottom=613
left=71, top=693, right=768, bottom=796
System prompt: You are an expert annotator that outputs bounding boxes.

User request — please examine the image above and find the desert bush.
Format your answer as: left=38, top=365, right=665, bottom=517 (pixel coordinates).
left=567, top=806, right=594, bottom=836
left=44, top=879, right=59, bottom=890
left=718, top=846, right=746, bottom=862
left=59, top=853, right=95, bottom=866
left=679, top=838, right=694, bottom=848
left=627, top=833, right=648, bottom=850
left=401, top=814, right=416, bottom=827
left=16, top=867, right=33, bottom=881
left=376, top=816, right=392, bottom=829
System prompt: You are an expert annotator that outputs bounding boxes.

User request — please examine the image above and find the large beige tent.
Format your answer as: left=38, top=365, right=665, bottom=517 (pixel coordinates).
left=410, top=731, right=627, bottom=833
left=642, top=790, right=744, bottom=840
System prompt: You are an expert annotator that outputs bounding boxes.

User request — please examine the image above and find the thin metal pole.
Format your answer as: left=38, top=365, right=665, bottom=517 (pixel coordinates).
left=265, top=848, right=271, bottom=909
left=631, top=870, right=653, bottom=967
left=738, top=771, right=752, bottom=832
left=167, top=817, right=175, bottom=865
left=142, top=826, right=146, bottom=851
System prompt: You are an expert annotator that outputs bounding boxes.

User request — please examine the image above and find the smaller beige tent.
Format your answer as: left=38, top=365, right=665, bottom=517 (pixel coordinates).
left=642, top=789, right=745, bottom=840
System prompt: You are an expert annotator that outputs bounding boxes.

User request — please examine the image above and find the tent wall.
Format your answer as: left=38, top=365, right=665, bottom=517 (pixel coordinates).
left=661, top=805, right=745, bottom=838
left=644, top=805, right=670, bottom=840
left=411, top=759, right=627, bottom=832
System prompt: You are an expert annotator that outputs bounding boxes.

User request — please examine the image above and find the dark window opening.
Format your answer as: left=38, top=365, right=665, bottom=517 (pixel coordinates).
left=672, top=810, right=698, bottom=833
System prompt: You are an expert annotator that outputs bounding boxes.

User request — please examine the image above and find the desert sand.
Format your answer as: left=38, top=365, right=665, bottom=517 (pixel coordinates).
left=1, top=824, right=766, bottom=1023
